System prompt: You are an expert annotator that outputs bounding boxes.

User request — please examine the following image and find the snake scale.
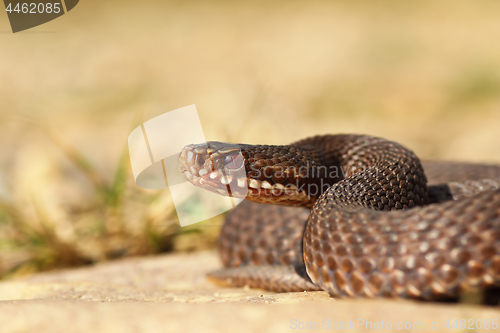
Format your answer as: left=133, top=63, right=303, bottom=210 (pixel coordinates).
left=178, top=134, right=500, bottom=301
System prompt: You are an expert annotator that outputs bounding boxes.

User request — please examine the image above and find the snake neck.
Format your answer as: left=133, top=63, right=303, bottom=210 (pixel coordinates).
left=178, top=134, right=429, bottom=210
left=294, top=135, right=429, bottom=210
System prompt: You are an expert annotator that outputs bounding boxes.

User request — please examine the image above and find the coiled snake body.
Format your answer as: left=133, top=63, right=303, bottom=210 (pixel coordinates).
left=178, top=135, right=500, bottom=301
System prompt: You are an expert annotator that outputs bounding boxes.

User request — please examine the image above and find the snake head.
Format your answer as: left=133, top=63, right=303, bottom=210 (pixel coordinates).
left=178, top=141, right=332, bottom=207
left=178, top=142, right=249, bottom=199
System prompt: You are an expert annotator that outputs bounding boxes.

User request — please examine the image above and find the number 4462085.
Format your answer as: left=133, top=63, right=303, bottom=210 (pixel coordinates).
left=5, top=3, right=61, bottom=14
left=444, top=319, right=498, bottom=330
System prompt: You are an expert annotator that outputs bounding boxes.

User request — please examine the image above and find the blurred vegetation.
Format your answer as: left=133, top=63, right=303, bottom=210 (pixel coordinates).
left=0, top=120, right=221, bottom=279
left=0, top=0, right=499, bottom=278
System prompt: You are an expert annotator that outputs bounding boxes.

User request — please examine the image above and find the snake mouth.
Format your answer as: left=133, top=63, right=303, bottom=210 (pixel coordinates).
left=178, top=142, right=313, bottom=205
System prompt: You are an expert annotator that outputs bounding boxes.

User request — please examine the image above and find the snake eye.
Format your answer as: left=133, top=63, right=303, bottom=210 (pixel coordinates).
left=224, top=154, right=244, bottom=170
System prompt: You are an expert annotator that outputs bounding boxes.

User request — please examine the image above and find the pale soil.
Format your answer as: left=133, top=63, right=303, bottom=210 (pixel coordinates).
left=1, top=251, right=499, bottom=333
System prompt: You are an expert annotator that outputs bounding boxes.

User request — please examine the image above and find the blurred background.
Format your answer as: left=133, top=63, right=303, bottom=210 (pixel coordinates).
left=0, top=0, right=499, bottom=279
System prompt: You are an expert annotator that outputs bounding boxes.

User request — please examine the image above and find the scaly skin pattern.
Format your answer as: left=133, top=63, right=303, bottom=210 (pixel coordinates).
left=178, top=134, right=500, bottom=301
left=304, top=189, right=500, bottom=299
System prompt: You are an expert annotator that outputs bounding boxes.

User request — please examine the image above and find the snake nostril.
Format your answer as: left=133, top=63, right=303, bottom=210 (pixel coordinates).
left=195, top=154, right=205, bottom=167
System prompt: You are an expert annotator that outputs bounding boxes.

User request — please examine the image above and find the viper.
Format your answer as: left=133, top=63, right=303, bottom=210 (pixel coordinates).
left=178, top=134, right=500, bottom=301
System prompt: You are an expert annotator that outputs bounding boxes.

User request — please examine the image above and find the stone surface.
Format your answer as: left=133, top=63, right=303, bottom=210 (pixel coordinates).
left=0, top=251, right=499, bottom=333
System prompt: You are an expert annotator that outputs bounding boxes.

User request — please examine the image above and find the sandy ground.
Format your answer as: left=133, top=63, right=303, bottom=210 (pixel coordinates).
left=1, top=251, right=499, bottom=333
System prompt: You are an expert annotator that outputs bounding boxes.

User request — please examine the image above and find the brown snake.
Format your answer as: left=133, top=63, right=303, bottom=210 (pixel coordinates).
left=178, top=134, right=500, bottom=301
